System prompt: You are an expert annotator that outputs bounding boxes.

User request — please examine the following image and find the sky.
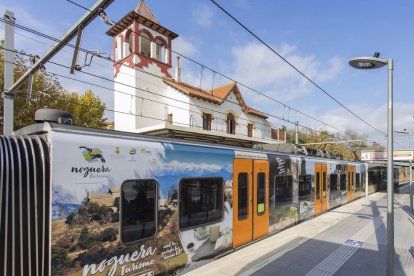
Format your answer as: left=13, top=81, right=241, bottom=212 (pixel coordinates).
left=1, top=0, right=414, bottom=149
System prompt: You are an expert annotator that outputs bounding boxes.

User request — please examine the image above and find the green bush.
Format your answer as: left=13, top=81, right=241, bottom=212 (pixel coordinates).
left=51, top=247, right=68, bottom=275
left=78, top=227, right=95, bottom=249
left=101, top=227, right=118, bottom=242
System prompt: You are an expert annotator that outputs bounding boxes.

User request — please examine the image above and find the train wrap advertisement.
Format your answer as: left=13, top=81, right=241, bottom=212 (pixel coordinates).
left=50, top=131, right=234, bottom=275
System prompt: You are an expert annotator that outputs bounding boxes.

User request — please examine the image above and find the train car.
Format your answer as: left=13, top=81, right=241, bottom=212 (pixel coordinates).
left=0, top=118, right=384, bottom=276
left=366, top=161, right=412, bottom=193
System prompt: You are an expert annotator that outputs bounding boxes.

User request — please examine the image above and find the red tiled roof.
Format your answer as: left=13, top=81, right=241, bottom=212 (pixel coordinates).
left=163, top=78, right=268, bottom=119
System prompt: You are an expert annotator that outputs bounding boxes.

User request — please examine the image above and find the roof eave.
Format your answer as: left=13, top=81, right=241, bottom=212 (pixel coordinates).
left=106, top=11, right=179, bottom=39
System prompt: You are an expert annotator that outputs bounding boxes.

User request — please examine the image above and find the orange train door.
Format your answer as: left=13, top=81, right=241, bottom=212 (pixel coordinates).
left=314, top=163, right=328, bottom=215
left=347, top=166, right=355, bottom=202
left=233, top=159, right=269, bottom=248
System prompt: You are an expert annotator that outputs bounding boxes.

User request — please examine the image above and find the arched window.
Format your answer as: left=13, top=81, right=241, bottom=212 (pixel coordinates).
left=155, top=38, right=166, bottom=63
left=227, top=113, right=236, bottom=134
left=128, top=33, right=133, bottom=54
left=139, top=32, right=151, bottom=57
left=116, top=36, right=123, bottom=61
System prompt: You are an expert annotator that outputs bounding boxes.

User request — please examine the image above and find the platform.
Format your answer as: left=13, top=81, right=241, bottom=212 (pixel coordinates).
left=185, top=185, right=414, bottom=276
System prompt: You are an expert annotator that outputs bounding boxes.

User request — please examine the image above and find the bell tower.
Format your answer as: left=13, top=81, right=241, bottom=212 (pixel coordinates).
left=106, top=0, right=179, bottom=132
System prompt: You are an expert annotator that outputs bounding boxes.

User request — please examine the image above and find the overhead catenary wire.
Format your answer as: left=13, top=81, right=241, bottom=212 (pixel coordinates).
left=0, top=59, right=292, bottom=143
left=0, top=24, right=346, bottom=140
left=208, top=0, right=386, bottom=137
left=0, top=17, right=344, bottom=136
left=6, top=55, right=403, bottom=151
left=54, top=1, right=347, bottom=134
left=0, top=49, right=343, bottom=141
left=1, top=4, right=380, bottom=142
left=0, top=48, right=333, bottom=142
left=0, top=52, right=263, bottom=133
left=0, top=6, right=385, bottom=146
left=59, top=0, right=346, bottom=134
left=3, top=56, right=395, bottom=149
left=0, top=52, right=380, bottom=149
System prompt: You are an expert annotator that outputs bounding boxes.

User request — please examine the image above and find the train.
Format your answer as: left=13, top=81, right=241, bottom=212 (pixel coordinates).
left=0, top=111, right=412, bottom=276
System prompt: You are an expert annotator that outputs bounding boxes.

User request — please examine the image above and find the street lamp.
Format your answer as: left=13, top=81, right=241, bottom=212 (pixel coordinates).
left=394, top=129, right=411, bottom=149
left=349, top=54, right=394, bottom=275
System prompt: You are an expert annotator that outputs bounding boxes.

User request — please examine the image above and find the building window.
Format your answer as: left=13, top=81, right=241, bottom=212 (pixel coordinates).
left=179, top=177, right=224, bottom=230
left=227, top=113, right=236, bottom=134
left=128, top=33, right=133, bottom=54
left=116, top=36, right=123, bottom=61
left=139, top=32, right=151, bottom=57
left=167, top=113, right=173, bottom=124
left=121, top=179, right=157, bottom=243
left=202, top=113, right=212, bottom=130
left=247, top=123, right=253, bottom=138
left=155, top=38, right=166, bottom=63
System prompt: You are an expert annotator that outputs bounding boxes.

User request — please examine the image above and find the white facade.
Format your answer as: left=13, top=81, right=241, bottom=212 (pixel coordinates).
left=114, top=60, right=189, bottom=132
left=111, top=3, right=282, bottom=144
left=186, top=92, right=272, bottom=140
left=114, top=61, right=273, bottom=141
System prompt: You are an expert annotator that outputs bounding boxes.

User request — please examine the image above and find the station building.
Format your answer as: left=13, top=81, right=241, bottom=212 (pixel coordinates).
left=106, top=0, right=286, bottom=147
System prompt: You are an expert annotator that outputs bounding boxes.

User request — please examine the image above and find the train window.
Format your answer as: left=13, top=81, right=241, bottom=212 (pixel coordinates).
left=352, top=172, right=355, bottom=190
left=299, top=174, right=311, bottom=199
left=179, top=177, right=224, bottom=230
left=322, top=172, right=327, bottom=196
left=315, top=172, right=321, bottom=199
left=361, top=173, right=366, bottom=190
left=121, top=179, right=157, bottom=243
left=274, top=175, right=293, bottom=205
left=340, top=174, right=346, bottom=191
left=348, top=172, right=351, bottom=191
left=356, top=173, right=361, bottom=190
left=330, top=174, right=338, bottom=191
left=238, top=173, right=249, bottom=220
left=257, top=173, right=266, bottom=215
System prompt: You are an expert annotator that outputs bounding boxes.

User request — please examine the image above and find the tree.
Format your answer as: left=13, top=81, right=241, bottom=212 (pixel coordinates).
left=101, top=227, right=118, bottom=242
left=65, top=211, right=75, bottom=227
left=0, top=45, right=108, bottom=135
left=77, top=226, right=97, bottom=249
left=297, top=128, right=384, bottom=160
left=51, top=247, right=68, bottom=275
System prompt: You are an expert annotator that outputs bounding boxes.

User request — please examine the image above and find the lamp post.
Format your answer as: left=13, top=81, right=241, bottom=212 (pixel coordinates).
left=349, top=55, right=394, bottom=275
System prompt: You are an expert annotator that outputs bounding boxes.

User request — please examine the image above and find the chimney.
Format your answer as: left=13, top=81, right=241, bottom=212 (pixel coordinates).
left=175, top=56, right=181, bottom=82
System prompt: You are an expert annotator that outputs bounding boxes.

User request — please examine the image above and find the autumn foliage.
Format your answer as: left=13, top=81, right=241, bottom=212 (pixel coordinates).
left=0, top=47, right=109, bottom=134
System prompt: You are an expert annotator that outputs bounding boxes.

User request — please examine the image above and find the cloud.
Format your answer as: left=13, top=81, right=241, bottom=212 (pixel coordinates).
left=171, top=37, right=204, bottom=87
left=173, top=36, right=199, bottom=58
left=192, top=4, right=214, bottom=27
left=318, top=102, right=414, bottom=147
left=229, top=42, right=344, bottom=104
